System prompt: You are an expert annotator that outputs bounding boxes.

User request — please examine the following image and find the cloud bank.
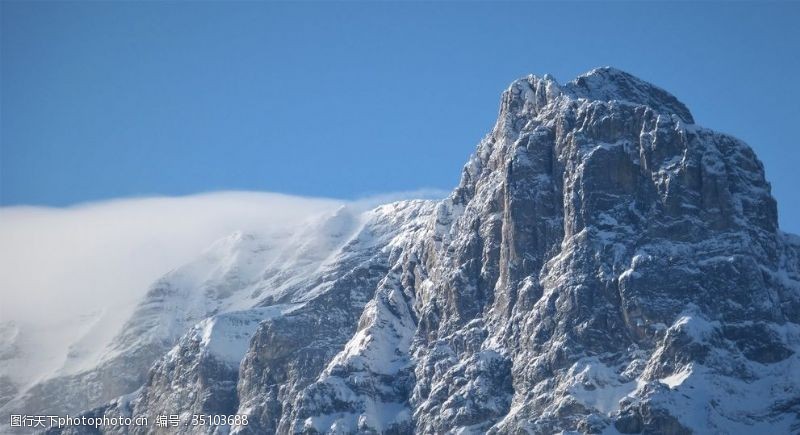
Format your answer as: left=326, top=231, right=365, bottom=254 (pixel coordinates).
left=0, top=192, right=350, bottom=327
left=0, top=189, right=444, bottom=319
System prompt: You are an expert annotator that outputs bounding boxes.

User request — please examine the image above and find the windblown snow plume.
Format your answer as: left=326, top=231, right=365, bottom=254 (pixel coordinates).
left=0, top=190, right=444, bottom=421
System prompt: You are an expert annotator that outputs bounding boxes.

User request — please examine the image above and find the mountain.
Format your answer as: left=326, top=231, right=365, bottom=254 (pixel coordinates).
left=11, top=67, right=800, bottom=434
left=1, top=201, right=433, bottom=419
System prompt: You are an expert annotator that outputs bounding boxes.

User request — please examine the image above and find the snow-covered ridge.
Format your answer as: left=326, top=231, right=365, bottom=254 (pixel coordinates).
left=0, top=200, right=435, bottom=420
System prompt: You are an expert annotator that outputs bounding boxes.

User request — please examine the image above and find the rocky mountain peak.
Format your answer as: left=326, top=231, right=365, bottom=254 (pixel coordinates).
left=35, top=68, right=800, bottom=435
left=495, top=67, right=694, bottom=138
left=566, top=67, right=694, bottom=123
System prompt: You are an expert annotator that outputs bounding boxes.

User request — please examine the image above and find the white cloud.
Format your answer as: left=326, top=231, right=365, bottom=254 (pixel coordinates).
left=0, top=189, right=447, bottom=327
left=0, top=191, right=346, bottom=327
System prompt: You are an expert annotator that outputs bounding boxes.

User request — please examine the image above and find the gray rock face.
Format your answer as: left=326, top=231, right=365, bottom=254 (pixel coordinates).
left=47, top=68, right=800, bottom=435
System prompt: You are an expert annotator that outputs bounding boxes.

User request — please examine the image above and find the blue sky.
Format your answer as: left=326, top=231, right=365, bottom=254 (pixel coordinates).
left=1, top=1, right=798, bottom=233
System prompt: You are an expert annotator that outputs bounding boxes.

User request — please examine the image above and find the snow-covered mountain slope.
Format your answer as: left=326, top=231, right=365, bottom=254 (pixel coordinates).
left=40, top=67, right=800, bottom=435
left=0, top=192, right=345, bottom=410
left=1, top=202, right=433, bottom=422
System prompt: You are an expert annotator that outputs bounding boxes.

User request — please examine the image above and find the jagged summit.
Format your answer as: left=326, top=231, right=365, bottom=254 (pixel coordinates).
left=500, top=67, right=694, bottom=126
left=567, top=67, right=694, bottom=123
